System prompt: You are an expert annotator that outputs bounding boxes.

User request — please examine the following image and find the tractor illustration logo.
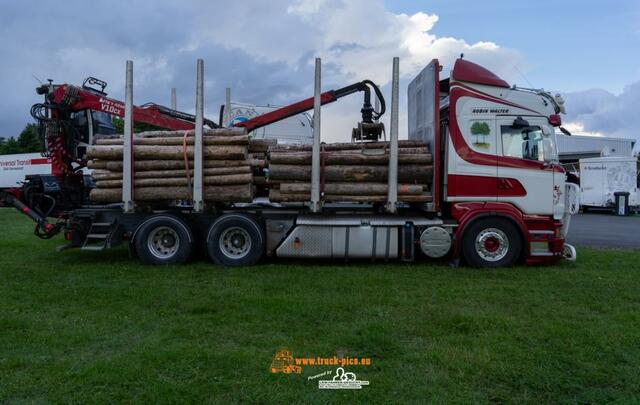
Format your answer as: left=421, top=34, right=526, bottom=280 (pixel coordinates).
left=270, top=348, right=302, bottom=374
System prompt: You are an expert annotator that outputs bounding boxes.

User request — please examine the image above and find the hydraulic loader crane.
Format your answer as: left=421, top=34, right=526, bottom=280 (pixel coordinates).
left=2, top=75, right=386, bottom=238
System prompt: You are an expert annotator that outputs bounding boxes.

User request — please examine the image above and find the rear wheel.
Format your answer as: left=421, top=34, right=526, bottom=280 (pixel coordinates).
left=461, top=217, right=522, bottom=268
left=134, top=215, right=193, bottom=265
left=206, top=214, right=264, bottom=266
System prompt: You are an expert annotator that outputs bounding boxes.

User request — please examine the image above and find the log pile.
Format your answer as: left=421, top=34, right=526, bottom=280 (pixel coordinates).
left=87, top=128, right=254, bottom=203
left=266, top=140, right=433, bottom=203
left=87, top=129, right=433, bottom=206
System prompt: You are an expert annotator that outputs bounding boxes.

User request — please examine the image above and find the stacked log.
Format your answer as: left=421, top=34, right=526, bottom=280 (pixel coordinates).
left=87, top=128, right=253, bottom=203
left=266, top=140, right=433, bottom=203
left=247, top=139, right=276, bottom=193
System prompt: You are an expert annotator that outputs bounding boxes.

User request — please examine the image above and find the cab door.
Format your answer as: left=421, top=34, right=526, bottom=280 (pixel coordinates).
left=445, top=114, right=498, bottom=201
left=496, top=117, right=554, bottom=215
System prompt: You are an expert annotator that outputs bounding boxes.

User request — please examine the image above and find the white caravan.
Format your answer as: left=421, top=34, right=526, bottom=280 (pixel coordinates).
left=579, top=156, right=638, bottom=211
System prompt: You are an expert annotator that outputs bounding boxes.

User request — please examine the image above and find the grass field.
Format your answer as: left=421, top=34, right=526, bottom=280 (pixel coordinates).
left=0, top=208, right=639, bottom=403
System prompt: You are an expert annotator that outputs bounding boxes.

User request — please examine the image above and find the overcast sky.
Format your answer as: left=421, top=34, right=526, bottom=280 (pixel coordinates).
left=0, top=0, right=638, bottom=144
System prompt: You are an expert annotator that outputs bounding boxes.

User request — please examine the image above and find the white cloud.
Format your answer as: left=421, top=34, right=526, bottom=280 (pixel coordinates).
left=562, top=83, right=640, bottom=152
left=287, top=0, right=328, bottom=16
left=193, top=0, right=521, bottom=86
left=0, top=0, right=523, bottom=142
left=183, top=0, right=522, bottom=140
left=561, top=122, right=603, bottom=137
left=54, top=47, right=171, bottom=90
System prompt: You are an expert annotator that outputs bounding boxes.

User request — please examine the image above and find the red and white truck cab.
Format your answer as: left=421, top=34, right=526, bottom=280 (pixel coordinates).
left=411, top=58, right=579, bottom=266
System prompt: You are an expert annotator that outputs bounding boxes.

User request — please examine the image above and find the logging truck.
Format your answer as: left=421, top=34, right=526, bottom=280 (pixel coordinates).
left=1, top=57, right=579, bottom=267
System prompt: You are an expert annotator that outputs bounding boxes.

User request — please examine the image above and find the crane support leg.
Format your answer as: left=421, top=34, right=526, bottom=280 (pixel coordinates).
left=1, top=191, right=61, bottom=238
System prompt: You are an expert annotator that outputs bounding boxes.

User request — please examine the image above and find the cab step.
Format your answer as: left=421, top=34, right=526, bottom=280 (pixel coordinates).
left=81, top=220, right=120, bottom=251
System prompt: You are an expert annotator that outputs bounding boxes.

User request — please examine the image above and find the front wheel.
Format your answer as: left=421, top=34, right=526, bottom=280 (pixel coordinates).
left=206, top=214, right=264, bottom=266
left=461, top=217, right=522, bottom=268
left=134, top=215, right=194, bottom=265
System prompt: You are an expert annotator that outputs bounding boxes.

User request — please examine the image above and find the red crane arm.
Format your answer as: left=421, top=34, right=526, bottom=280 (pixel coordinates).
left=51, top=85, right=201, bottom=130
left=234, top=91, right=337, bottom=133
left=233, top=80, right=385, bottom=133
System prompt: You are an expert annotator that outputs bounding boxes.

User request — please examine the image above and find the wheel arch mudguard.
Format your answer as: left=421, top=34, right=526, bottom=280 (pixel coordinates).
left=450, top=202, right=529, bottom=260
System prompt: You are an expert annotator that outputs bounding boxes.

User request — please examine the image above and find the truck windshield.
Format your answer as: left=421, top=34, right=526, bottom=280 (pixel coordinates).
left=501, top=125, right=554, bottom=162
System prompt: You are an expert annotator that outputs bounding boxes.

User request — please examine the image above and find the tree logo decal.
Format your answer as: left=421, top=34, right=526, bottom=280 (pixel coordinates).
left=470, top=121, right=491, bottom=149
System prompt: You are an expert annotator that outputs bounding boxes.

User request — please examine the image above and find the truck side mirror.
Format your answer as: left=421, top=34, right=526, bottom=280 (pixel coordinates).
left=542, top=137, right=556, bottom=162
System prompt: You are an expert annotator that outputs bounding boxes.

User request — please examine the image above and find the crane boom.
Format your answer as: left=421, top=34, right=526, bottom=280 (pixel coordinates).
left=41, top=84, right=219, bottom=130
left=233, top=80, right=385, bottom=133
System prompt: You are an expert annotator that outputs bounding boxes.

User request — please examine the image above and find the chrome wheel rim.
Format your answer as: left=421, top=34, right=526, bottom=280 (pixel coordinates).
left=147, top=226, right=180, bottom=259
left=475, top=228, right=509, bottom=262
left=219, top=227, right=251, bottom=259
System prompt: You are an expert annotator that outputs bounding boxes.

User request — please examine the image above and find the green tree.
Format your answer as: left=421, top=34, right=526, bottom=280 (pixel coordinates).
left=1, top=137, right=21, bottom=154
left=16, top=123, right=42, bottom=153
left=0, top=124, right=44, bottom=155
left=470, top=121, right=491, bottom=144
left=112, top=117, right=163, bottom=134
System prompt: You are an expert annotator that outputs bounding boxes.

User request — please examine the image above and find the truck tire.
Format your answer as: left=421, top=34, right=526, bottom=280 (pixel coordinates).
left=206, top=214, right=264, bottom=266
left=134, top=215, right=193, bottom=265
left=461, top=217, right=522, bottom=268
